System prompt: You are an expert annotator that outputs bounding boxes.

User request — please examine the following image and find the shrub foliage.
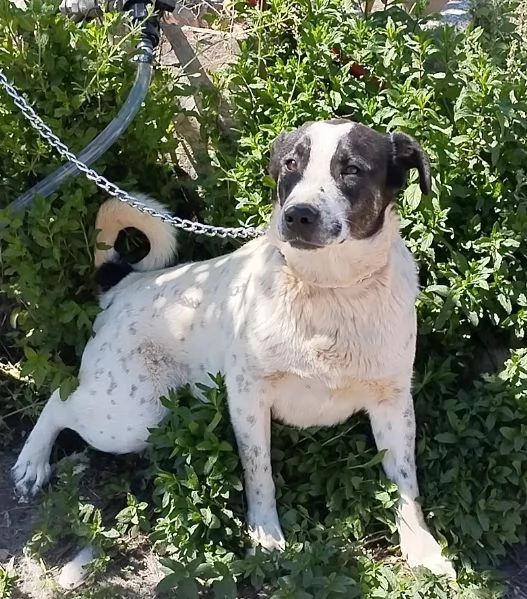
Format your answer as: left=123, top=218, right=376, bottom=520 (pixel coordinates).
left=1, top=0, right=527, bottom=596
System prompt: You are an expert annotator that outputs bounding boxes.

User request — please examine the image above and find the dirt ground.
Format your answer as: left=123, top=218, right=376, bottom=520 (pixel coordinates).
left=0, top=448, right=166, bottom=598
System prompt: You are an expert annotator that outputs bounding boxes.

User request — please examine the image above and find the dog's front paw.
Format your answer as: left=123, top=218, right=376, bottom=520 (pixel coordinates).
left=248, top=511, right=286, bottom=552
left=401, top=527, right=455, bottom=578
left=11, top=455, right=51, bottom=500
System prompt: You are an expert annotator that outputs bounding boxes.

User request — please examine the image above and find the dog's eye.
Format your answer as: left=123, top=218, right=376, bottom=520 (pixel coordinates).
left=341, top=165, right=360, bottom=176
left=285, top=158, right=298, bottom=172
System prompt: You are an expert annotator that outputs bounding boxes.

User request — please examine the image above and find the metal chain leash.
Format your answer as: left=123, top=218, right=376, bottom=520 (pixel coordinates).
left=0, top=68, right=265, bottom=239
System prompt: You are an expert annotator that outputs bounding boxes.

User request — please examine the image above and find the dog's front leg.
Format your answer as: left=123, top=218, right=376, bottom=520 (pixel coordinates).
left=368, top=391, right=455, bottom=578
left=226, top=375, right=285, bottom=552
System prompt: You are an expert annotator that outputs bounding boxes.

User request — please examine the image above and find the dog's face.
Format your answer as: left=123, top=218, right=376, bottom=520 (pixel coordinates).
left=268, top=120, right=431, bottom=249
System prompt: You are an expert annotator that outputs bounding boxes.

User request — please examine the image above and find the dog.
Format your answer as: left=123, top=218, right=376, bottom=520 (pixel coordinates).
left=12, top=119, right=455, bottom=577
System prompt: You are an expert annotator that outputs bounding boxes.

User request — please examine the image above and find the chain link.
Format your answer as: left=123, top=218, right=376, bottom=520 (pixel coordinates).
left=0, top=67, right=265, bottom=239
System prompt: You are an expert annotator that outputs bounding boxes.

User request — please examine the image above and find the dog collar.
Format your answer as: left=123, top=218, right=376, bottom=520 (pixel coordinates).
left=276, top=248, right=387, bottom=290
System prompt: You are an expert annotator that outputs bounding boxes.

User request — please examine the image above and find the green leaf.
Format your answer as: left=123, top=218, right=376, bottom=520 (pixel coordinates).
left=404, top=183, right=422, bottom=210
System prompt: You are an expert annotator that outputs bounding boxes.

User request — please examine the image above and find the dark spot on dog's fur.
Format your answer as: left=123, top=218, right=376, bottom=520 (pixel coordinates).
left=247, top=415, right=256, bottom=425
left=131, top=384, right=138, bottom=397
left=107, top=372, right=117, bottom=395
left=403, top=333, right=415, bottom=350
left=95, top=261, right=133, bottom=292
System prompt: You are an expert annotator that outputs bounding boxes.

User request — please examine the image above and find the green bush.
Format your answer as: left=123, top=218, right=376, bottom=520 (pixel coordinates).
left=0, top=0, right=199, bottom=436
left=2, top=0, right=527, bottom=596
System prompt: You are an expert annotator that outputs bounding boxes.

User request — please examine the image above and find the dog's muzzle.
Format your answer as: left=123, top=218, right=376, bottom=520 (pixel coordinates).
left=279, top=202, right=342, bottom=249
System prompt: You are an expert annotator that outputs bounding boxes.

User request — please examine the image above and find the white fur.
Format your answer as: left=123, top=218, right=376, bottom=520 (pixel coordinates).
left=57, top=545, right=94, bottom=589
left=13, top=125, right=455, bottom=578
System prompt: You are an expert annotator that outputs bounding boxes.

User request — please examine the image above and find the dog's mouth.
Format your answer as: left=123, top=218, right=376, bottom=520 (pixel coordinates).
left=287, top=239, right=325, bottom=250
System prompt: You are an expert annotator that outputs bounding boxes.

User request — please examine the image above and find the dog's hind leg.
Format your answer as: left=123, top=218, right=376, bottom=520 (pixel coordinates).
left=367, top=391, right=456, bottom=578
left=12, top=389, right=68, bottom=498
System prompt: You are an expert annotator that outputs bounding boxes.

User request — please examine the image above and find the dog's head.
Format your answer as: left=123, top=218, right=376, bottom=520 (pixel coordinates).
left=268, top=119, right=431, bottom=250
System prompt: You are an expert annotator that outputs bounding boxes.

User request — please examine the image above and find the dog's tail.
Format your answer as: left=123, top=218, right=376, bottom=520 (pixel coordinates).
left=94, top=194, right=177, bottom=291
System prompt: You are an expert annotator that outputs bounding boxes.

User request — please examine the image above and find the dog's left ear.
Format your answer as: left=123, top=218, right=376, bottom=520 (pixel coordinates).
left=388, top=132, right=431, bottom=194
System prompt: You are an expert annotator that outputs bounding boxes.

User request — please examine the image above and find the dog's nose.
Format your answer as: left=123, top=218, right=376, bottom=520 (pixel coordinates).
left=283, top=204, right=320, bottom=234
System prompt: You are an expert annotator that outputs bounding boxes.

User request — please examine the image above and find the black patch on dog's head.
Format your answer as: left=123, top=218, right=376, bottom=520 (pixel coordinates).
left=329, top=124, right=431, bottom=239
left=329, top=123, right=395, bottom=239
left=269, top=122, right=313, bottom=204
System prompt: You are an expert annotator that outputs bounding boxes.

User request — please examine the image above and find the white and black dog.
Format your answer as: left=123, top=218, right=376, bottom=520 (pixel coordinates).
left=12, top=119, right=455, bottom=577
